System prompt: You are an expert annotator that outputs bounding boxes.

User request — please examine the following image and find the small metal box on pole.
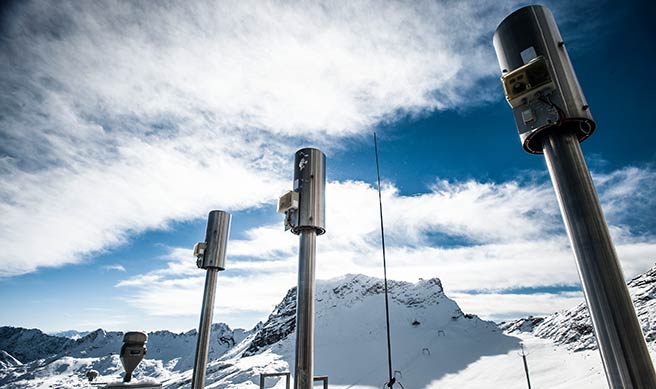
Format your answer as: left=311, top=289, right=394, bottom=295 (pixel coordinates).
left=278, top=148, right=326, bottom=389
left=493, top=5, right=656, bottom=388
left=191, top=210, right=231, bottom=389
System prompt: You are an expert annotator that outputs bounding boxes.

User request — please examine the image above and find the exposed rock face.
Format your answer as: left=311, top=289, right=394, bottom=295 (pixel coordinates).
left=0, top=327, right=72, bottom=362
left=503, top=264, right=656, bottom=351
left=242, top=287, right=297, bottom=357
left=498, top=316, right=545, bottom=333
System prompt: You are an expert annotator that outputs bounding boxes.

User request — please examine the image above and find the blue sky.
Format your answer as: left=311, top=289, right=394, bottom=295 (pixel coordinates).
left=1, top=0, right=655, bottom=333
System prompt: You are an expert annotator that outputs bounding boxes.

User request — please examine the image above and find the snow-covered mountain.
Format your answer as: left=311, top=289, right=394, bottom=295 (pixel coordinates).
left=0, top=326, right=73, bottom=362
left=184, top=274, right=517, bottom=389
left=50, top=330, right=92, bottom=340
left=3, top=269, right=656, bottom=388
left=0, top=324, right=250, bottom=388
left=502, top=264, right=656, bottom=352
left=0, top=273, right=518, bottom=388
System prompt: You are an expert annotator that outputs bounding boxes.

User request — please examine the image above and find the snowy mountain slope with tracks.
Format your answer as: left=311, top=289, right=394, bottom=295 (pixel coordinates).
left=3, top=269, right=656, bottom=388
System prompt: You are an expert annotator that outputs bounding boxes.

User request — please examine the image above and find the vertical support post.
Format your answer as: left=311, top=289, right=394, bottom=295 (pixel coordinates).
left=191, top=210, right=231, bottom=389
left=542, top=132, right=656, bottom=387
left=192, top=269, right=219, bottom=389
left=493, top=5, right=656, bottom=387
left=295, top=231, right=317, bottom=389
left=280, top=148, right=326, bottom=389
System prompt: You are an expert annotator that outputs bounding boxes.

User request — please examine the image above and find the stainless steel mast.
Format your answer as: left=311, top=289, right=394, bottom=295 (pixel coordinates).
left=493, top=6, right=656, bottom=388
left=191, top=210, right=231, bottom=389
left=278, top=148, right=326, bottom=389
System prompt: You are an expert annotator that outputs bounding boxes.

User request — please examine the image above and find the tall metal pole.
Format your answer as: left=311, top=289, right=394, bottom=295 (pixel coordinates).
left=542, top=132, right=656, bottom=387
left=295, top=230, right=317, bottom=389
left=493, top=5, right=656, bottom=388
left=192, top=268, right=218, bottom=389
left=278, top=148, right=326, bottom=389
left=191, top=210, right=231, bottom=389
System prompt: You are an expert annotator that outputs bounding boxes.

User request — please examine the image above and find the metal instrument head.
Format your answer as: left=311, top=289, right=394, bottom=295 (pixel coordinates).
left=195, top=210, right=231, bottom=270
left=493, top=5, right=595, bottom=154
left=282, top=148, right=326, bottom=235
left=120, top=331, right=148, bottom=383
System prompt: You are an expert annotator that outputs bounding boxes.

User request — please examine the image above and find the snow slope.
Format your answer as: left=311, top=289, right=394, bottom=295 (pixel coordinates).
left=429, top=333, right=608, bottom=389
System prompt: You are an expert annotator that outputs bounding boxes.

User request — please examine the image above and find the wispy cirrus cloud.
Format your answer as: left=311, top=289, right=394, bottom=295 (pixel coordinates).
left=0, top=0, right=536, bottom=277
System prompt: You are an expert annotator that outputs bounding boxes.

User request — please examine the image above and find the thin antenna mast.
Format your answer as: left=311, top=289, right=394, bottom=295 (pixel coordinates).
left=373, top=132, right=398, bottom=388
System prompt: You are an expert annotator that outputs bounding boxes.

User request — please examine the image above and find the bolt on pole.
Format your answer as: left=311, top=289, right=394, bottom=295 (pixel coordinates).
left=278, top=148, right=326, bottom=389
left=191, top=210, right=231, bottom=389
left=493, top=5, right=656, bottom=388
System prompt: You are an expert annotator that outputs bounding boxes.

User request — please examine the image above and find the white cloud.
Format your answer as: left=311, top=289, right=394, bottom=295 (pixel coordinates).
left=103, top=264, right=126, bottom=272
left=451, top=291, right=585, bottom=322
left=116, top=248, right=297, bottom=323
left=116, top=167, right=656, bottom=325
left=0, top=0, right=530, bottom=276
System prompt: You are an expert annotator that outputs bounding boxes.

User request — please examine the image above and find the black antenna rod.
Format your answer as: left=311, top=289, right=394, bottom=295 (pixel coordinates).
left=374, top=132, right=395, bottom=388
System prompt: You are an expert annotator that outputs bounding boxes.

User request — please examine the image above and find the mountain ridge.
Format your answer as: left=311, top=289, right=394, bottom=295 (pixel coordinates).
left=501, top=263, right=656, bottom=352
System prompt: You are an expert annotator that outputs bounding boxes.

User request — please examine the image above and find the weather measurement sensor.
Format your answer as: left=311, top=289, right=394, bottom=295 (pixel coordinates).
left=494, top=5, right=656, bottom=388
left=494, top=6, right=595, bottom=154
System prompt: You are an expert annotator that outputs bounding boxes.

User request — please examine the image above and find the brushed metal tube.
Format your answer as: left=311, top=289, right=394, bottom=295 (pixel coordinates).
left=294, top=230, right=316, bottom=389
left=191, top=268, right=219, bottom=389
left=542, top=131, right=656, bottom=388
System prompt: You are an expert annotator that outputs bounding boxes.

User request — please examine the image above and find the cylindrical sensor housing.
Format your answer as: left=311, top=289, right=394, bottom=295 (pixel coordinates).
left=200, top=210, right=231, bottom=270
left=291, top=148, right=326, bottom=235
left=493, top=5, right=595, bottom=154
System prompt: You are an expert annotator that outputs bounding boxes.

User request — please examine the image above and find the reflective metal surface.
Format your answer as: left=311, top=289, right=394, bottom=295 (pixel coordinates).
left=542, top=131, right=656, bottom=388
left=493, top=5, right=594, bottom=153
left=292, top=148, right=326, bottom=235
left=200, top=210, right=231, bottom=270
left=192, top=210, right=231, bottom=389
left=191, top=268, right=219, bottom=389
left=294, top=230, right=316, bottom=389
